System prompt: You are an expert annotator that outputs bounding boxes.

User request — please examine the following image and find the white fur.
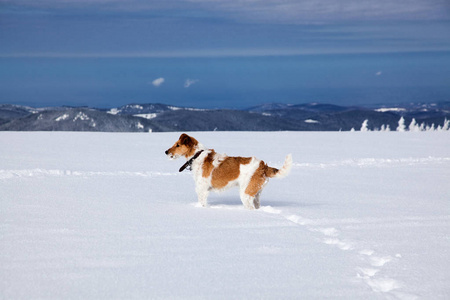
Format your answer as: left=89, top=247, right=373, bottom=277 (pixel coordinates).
left=275, top=154, right=293, bottom=178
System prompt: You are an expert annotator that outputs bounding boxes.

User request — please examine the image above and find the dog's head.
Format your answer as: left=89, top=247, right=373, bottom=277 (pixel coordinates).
left=165, top=133, right=199, bottom=159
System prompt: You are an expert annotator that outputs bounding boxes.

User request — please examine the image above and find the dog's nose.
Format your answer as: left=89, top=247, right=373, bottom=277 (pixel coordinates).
left=165, top=150, right=169, bottom=155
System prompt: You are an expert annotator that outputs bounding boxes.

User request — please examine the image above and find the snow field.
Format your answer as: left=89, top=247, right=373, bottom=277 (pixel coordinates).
left=1, top=131, right=449, bottom=299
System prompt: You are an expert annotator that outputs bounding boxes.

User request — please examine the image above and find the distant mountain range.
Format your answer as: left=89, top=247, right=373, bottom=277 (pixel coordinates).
left=1, top=102, right=449, bottom=132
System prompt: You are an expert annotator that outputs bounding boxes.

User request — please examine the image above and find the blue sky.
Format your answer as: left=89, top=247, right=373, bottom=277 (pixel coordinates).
left=1, top=0, right=450, bottom=108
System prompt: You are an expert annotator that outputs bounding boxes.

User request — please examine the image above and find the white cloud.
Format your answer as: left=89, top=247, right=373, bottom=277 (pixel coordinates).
left=151, top=77, right=165, bottom=87
left=4, top=0, right=448, bottom=23
left=189, top=0, right=449, bottom=23
left=184, top=79, right=199, bottom=88
left=375, top=71, right=382, bottom=76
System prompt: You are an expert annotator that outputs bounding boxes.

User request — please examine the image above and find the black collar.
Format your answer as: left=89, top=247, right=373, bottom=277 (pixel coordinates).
left=179, top=150, right=204, bottom=172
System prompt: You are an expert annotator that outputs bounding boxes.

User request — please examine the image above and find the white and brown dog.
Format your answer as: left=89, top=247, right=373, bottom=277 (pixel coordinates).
left=165, top=133, right=292, bottom=209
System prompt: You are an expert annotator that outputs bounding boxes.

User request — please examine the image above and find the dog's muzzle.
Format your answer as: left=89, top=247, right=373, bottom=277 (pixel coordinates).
left=165, top=149, right=176, bottom=159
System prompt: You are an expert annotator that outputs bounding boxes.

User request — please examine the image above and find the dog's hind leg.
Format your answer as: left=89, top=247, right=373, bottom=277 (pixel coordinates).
left=253, top=191, right=261, bottom=209
left=240, top=190, right=256, bottom=210
left=242, top=176, right=267, bottom=210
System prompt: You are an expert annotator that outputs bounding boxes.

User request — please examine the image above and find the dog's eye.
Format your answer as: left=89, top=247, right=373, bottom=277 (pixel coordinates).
left=176, top=144, right=180, bottom=147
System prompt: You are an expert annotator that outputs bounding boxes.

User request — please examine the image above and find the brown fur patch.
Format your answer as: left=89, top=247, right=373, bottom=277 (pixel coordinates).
left=264, top=166, right=279, bottom=178
left=202, top=150, right=216, bottom=178
left=245, top=161, right=268, bottom=197
left=211, top=156, right=251, bottom=189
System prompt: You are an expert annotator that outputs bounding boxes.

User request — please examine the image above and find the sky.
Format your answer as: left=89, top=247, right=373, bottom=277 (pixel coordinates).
left=1, top=0, right=450, bottom=108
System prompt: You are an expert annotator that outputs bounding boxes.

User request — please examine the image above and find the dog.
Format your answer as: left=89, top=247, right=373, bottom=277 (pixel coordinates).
left=165, top=133, right=292, bottom=209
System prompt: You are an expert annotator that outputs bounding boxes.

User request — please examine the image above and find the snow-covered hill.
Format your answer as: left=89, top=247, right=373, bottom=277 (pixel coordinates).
left=1, top=102, right=449, bottom=132
left=1, top=132, right=449, bottom=299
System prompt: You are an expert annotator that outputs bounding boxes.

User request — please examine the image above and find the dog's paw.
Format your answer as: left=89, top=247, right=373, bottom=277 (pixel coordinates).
left=193, top=202, right=209, bottom=208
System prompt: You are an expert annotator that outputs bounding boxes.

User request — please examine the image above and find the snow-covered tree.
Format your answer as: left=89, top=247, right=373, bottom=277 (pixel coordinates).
left=396, top=117, right=406, bottom=132
left=442, top=118, right=449, bottom=131
left=380, top=124, right=391, bottom=132
left=408, top=118, right=420, bottom=132
left=419, top=123, right=425, bottom=131
left=360, top=119, right=369, bottom=132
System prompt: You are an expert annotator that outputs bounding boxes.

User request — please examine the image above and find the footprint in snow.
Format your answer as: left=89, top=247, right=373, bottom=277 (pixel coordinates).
left=285, top=214, right=314, bottom=225
left=359, top=249, right=375, bottom=256
left=323, top=238, right=354, bottom=250
left=259, top=206, right=282, bottom=214
left=312, top=227, right=339, bottom=237
left=357, top=267, right=379, bottom=277
left=369, top=255, right=393, bottom=267
left=258, top=209, right=413, bottom=298
left=364, top=277, right=402, bottom=293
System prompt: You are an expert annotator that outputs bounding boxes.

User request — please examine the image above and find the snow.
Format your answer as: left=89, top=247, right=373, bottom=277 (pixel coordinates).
left=73, top=112, right=90, bottom=122
left=375, top=108, right=407, bottom=113
left=107, top=108, right=120, bottom=115
left=361, top=119, right=369, bottom=131
left=168, top=106, right=207, bottom=112
left=134, top=113, right=158, bottom=120
left=305, top=119, right=319, bottom=123
left=397, top=117, right=407, bottom=132
left=55, top=114, right=69, bottom=122
left=1, top=131, right=449, bottom=299
left=183, top=107, right=208, bottom=111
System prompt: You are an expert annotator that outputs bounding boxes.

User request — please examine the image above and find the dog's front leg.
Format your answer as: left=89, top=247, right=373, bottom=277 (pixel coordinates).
left=194, top=178, right=210, bottom=207
left=196, top=186, right=209, bottom=207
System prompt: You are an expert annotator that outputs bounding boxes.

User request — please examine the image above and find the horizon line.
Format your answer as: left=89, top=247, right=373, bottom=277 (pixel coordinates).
left=1, top=48, right=450, bottom=59
left=2, top=100, right=449, bottom=111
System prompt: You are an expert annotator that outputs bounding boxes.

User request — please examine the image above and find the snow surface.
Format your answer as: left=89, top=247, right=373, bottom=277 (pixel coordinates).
left=1, top=132, right=449, bottom=299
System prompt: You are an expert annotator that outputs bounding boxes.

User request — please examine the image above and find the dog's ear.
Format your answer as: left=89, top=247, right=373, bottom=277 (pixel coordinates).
left=179, top=133, right=191, bottom=146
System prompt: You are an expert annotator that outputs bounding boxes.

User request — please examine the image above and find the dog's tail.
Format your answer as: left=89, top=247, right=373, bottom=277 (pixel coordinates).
left=265, top=154, right=293, bottom=178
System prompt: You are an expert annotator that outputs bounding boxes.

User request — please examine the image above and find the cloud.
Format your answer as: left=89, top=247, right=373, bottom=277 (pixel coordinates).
left=184, top=79, right=199, bottom=88
left=188, top=0, right=450, bottom=23
left=151, top=77, right=165, bottom=87
left=2, top=0, right=449, bottom=59
left=375, top=71, right=382, bottom=76
left=4, top=0, right=448, bottom=23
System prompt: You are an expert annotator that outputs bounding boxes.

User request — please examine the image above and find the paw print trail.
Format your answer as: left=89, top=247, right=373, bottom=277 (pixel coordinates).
left=259, top=206, right=419, bottom=299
